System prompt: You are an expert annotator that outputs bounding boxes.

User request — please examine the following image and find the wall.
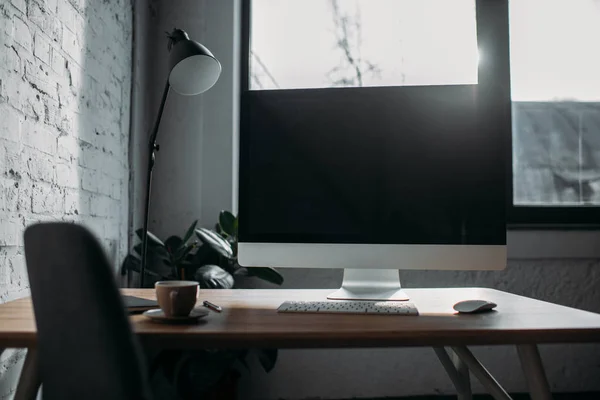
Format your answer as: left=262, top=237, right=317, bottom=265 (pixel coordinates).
left=137, top=1, right=600, bottom=399
left=0, top=0, right=132, bottom=397
left=129, top=0, right=153, bottom=267
left=131, top=0, right=239, bottom=243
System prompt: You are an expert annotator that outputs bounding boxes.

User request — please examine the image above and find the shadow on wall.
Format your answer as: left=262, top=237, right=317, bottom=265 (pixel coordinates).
left=0, top=0, right=131, bottom=397
left=57, top=0, right=131, bottom=267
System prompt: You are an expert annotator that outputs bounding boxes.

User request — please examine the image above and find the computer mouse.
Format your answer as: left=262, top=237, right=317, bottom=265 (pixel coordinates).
left=453, top=300, right=497, bottom=314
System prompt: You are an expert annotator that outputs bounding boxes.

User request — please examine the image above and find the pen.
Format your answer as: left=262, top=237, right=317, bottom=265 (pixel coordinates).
left=203, top=300, right=222, bottom=312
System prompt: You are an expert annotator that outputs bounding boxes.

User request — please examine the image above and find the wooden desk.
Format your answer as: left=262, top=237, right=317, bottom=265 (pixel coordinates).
left=2, top=288, right=600, bottom=400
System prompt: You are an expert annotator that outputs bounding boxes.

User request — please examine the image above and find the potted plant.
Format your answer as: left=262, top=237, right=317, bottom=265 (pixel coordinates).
left=121, top=210, right=283, bottom=288
left=121, top=211, right=282, bottom=399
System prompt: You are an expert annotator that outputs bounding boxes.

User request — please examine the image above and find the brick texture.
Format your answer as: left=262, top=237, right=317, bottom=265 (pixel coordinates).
left=0, top=0, right=132, bottom=397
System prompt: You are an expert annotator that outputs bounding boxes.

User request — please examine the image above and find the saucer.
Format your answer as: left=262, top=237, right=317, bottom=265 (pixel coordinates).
left=143, top=308, right=209, bottom=323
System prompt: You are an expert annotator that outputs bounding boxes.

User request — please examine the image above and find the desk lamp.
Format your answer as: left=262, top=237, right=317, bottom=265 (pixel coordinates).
left=139, top=29, right=221, bottom=287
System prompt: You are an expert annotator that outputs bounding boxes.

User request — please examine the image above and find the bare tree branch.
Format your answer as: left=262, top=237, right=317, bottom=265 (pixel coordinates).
left=251, top=73, right=264, bottom=89
left=251, top=50, right=280, bottom=89
left=328, top=0, right=380, bottom=87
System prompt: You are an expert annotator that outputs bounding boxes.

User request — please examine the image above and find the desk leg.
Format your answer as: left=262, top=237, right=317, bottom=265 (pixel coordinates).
left=451, top=348, right=472, bottom=400
left=516, top=344, right=552, bottom=400
left=433, top=347, right=472, bottom=400
left=14, top=349, right=41, bottom=400
left=452, top=346, right=513, bottom=400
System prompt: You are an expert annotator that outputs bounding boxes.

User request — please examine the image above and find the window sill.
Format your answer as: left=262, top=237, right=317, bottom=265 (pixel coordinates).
left=507, top=230, right=600, bottom=259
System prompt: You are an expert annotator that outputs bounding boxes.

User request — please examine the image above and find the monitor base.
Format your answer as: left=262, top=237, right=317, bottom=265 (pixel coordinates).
left=327, top=268, right=409, bottom=301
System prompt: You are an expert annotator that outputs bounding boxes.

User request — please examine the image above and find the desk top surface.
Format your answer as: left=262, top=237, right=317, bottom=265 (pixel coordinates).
left=1, top=288, right=600, bottom=349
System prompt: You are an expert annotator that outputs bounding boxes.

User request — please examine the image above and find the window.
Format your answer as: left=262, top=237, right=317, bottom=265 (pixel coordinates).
left=509, top=0, right=600, bottom=226
left=242, top=0, right=600, bottom=227
left=249, top=0, right=478, bottom=89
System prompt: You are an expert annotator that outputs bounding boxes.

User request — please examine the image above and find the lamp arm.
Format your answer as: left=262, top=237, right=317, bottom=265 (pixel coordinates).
left=148, top=81, right=171, bottom=149
left=139, top=80, right=171, bottom=288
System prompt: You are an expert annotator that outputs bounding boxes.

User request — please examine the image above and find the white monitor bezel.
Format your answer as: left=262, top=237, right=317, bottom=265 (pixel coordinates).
left=238, top=243, right=506, bottom=270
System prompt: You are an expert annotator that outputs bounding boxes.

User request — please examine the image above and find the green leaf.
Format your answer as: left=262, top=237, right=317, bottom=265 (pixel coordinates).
left=195, top=228, right=234, bottom=259
left=134, top=228, right=145, bottom=241
left=194, top=265, right=234, bottom=289
left=257, top=349, right=278, bottom=373
left=218, top=211, right=237, bottom=237
left=133, top=242, right=169, bottom=256
left=121, top=254, right=170, bottom=280
left=173, top=242, right=197, bottom=264
left=230, top=238, right=238, bottom=258
left=120, top=254, right=136, bottom=275
left=164, top=235, right=183, bottom=254
left=132, top=243, right=170, bottom=266
left=246, top=267, right=284, bottom=285
left=214, top=222, right=227, bottom=238
left=185, top=244, right=212, bottom=265
left=182, top=220, right=198, bottom=245
left=133, top=243, right=163, bottom=255
left=135, top=229, right=165, bottom=248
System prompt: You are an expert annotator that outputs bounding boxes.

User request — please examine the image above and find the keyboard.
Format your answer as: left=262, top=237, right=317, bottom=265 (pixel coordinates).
left=277, top=300, right=419, bottom=315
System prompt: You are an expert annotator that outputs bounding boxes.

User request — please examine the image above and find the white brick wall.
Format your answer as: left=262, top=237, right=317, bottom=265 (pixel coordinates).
left=0, top=0, right=132, bottom=397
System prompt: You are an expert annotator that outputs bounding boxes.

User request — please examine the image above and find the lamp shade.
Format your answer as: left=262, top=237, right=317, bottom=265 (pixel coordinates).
left=168, top=33, right=221, bottom=96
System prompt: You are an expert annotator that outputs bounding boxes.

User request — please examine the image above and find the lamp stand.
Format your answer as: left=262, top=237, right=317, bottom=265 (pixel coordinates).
left=139, top=81, right=171, bottom=288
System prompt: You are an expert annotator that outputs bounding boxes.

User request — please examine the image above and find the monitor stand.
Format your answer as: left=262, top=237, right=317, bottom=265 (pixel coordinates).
left=327, top=268, right=409, bottom=301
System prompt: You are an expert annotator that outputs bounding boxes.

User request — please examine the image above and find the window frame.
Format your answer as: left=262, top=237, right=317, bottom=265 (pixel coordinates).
left=240, top=0, right=600, bottom=230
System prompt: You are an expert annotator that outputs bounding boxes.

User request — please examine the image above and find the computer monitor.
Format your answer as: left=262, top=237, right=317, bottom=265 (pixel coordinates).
left=237, top=0, right=510, bottom=301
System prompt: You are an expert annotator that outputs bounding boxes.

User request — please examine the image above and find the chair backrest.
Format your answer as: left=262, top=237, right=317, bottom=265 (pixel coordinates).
left=24, top=223, right=151, bottom=400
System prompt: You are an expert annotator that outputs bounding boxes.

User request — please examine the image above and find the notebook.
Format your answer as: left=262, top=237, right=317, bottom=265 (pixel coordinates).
left=122, top=295, right=158, bottom=313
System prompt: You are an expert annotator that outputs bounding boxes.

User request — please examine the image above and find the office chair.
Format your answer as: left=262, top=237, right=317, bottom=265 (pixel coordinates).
left=24, top=223, right=151, bottom=400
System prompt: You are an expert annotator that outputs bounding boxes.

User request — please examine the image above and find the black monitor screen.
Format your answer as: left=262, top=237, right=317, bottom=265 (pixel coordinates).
left=239, top=85, right=507, bottom=245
